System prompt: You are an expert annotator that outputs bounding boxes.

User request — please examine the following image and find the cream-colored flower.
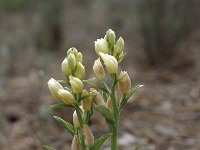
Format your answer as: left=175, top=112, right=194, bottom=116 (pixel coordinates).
left=58, top=89, right=75, bottom=105
left=82, top=124, right=94, bottom=147
left=90, top=88, right=105, bottom=106
left=61, top=58, right=71, bottom=75
left=77, top=52, right=83, bottom=63
left=67, top=47, right=78, bottom=57
left=71, top=135, right=81, bottom=150
left=118, top=71, right=131, bottom=94
left=75, top=62, right=85, bottom=79
left=47, top=78, right=63, bottom=99
left=68, top=53, right=77, bottom=70
left=105, top=29, right=115, bottom=48
left=81, top=90, right=92, bottom=112
left=69, top=76, right=83, bottom=93
left=73, top=110, right=80, bottom=128
left=113, top=37, right=124, bottom=57
left=93, top=58, right=105, bottom=80
left=99, top=52, right=118, bottom=74
left=95, top=38, right=109, bottom=55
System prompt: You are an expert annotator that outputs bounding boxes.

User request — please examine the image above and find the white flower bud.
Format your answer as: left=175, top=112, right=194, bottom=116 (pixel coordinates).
left=118, top=71, right=131, bottom=94
left=82, top=124, right=94, bottom=147
left=75, top=62, right=85, bottom=79
left=71, top=135, right=81, bottom=150
left=58, top=89, right=75, bottom=105
left=105, top=29, right=116, bottom=48
left=67, top=47, right=78, bottom=57
left=73, top=110, right=80, bottom=128
left=99, top=52, right=118, bottom=74
left=113, top=37, right=124, bottom=57
left=69, top=76, right=83, bottom=93
left=118, top=50, right=124, bottom=63
left=81, top=90, right=92, bottom=112
left=90, top=88, right=105, bottom=106
left=93, top=58, right=105, bottom=80
left=61, top=58, right=71, bottom=75
left=47, top=78, right=64, bottom=99
left=77, top=52, right=83, bottom=63
left=68, top=53, right=77, bottom=70
left=95, top=38, right=109, bottom=55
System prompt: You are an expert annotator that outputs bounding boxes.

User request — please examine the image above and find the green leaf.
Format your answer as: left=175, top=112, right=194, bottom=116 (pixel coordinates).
left=126, top=85, right=143, bottom=100
left=53, top=116, right=75, bottom=135
left=119, top=85, right=143, bottom=109
left=118, top=51, right=126, bottom=64
left=43, top=145, right=56, bottom=150
left=82, top=78, right=97, bottom=87
left=56, top=80, right=67, bottom=84
left=96, top=105, right=114, bottom=124
left=90, top=133, right=112, bottom=150
left=110, top=74, right=117, bottom=86
left=98, top=80, right=110, bottom=94
left=134, top=145, right=139, bottom=150
left=47, top=103, right=72, bottom=112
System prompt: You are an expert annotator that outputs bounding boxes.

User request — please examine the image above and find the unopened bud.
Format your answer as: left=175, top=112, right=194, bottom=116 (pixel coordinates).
left=90, top=88, right=104, bottom=106
left=75, top=62, right=85, bottom=79
left=118, top=71, right=131, bottom=94
left=105, top=29, right=116, bottom=48
left=106, top=97, right=113, bottom=112
left=113, top=37, right=124, bottom=57
left=94, top=38, right=109, bottom=55
left=47, top=78, right=64, bottom=99
left=73, top=110, right=80, bottom=128
left=69, top=76, right=83, bottom=93
left=93, top=58, right=105, bottom=80
left=68, top=53, right=77, bottom=70
left=77, top=52, right=83, bottom=63
left=58, top=89, right=75, bottom=105
left=118, top=50, right=124, bottom=63
left=99, top=52, right=118, bottom=74
left=82, top=124, right=94, bottom=147
left=71, top=135, right=81, bottom=150
left=61, top=58, right=71, bottom=75
left=81, top=90, right=92, bottom=112
left=67, top=47, right=78, bottom=57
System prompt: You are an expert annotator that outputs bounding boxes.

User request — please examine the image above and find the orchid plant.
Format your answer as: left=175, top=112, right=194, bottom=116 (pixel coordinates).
left=44, top=29, right=142, bottom=150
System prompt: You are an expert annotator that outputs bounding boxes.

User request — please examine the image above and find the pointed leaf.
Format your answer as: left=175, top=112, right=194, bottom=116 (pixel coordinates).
left=134, top=145, right=139, bottom=150
left=53, top=116, right=75, bottom=135
left=126, top=85, right=143, bottom=100
left=119, top=85, right=143, bottom=109
left=56, top=80, right=67, bottom=84
left=43, top=145, right=56, bottom=150
left=47, top=103, right=72, bottom=112
left=90, top=133, right=112, bottom=150
left=98, top=80, right=110, bottom=94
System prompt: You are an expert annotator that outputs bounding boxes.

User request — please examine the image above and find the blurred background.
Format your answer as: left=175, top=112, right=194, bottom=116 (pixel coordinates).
left=0, top=0, right=200, bottom=149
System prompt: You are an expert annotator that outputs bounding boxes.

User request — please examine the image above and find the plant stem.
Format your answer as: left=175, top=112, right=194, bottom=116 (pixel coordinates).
left=78, top=128, right=87, bottom=150
left=110, top=74, right=119, bottom=150
left=111, top=124, right=118, bottom=150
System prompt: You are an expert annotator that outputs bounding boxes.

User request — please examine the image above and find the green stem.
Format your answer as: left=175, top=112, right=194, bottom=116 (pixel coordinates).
left=110, top=74, right=119, bottom=150
left=74, top=100, right=87, bottom=150
left=111, top=124, right=118, bottom=150
left=78, top=128, right=87, bottom=150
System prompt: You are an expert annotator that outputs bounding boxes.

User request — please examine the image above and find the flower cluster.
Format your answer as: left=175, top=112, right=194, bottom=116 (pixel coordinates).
left=46, top=29, right=142, bottom=150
